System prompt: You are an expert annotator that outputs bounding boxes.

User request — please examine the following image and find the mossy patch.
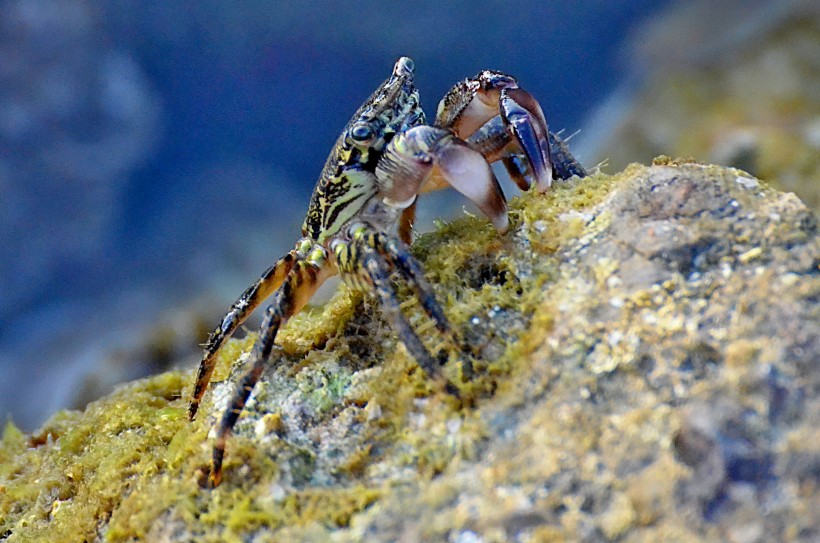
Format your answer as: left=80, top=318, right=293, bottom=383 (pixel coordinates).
left=0, top=372, right=188, bottom=542
left=14, top=164, right=808, bottom=541
left=0, top=169, right=617, bottom=541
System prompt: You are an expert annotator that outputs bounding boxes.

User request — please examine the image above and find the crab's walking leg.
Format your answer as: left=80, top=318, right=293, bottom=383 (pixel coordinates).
left=334, top=231, right=446, bottom=378
left=376, top=234, right=452, bottom=339
left=367, top=249, right=440, bottom=376
left=209, top=255, right=331, bottom=487
left=189, top=249, right=299, bottom=420
left=361, top=244, right=442, bottom=377
left=547, top=130, right=588, bottom=180
left=467, top=116, right=587, bottom=185
left=398, top=200, right=417, bottom=245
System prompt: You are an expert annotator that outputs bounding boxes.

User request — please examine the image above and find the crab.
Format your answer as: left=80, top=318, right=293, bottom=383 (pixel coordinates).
left=188, top=56, right=586, bottom=487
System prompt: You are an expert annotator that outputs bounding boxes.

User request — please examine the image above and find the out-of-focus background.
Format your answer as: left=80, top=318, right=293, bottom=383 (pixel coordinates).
left=1, top=0, right=817, bottom=430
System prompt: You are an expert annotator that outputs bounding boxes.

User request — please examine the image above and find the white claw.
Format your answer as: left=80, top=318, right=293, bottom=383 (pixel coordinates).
left=376, top=126, right=509, bottom=234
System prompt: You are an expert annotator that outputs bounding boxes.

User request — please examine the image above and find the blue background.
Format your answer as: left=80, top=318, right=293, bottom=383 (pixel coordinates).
left=0, top=1, right=674, bottom=428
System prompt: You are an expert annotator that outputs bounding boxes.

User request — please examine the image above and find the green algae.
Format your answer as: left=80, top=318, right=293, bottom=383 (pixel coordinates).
left=0, top=163, right=816, bottom=541
left=0, top=372, right=189, bottom=542
left=0, top=168, right=616, bottom=542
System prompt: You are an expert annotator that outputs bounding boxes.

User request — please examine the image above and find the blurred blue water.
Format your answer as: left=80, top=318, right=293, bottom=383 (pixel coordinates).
left=0, top=1, right=674, bottom=428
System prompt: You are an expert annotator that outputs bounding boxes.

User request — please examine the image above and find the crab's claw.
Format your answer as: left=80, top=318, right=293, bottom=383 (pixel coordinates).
left=498, top=87, right=553, bottom=192
left=375, top=125, right=509, bottom=234
left=435, top=70, right=565, bottom=192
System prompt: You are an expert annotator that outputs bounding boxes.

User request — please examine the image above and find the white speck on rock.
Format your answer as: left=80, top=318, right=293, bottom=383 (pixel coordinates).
left=410, top=412, right=427, bottom=428
left=608, top=330, right=623, bottom=347
left=446, top=418, right=462, bottom=434
left=451, top=530, right=483, bottom=543
left=558, top=210, right=594, bottom=223
left=269, top=483, right=287, bottom=502
left=364, top=401, right=382, bottom=421
left=735, top=176, right=758, bottom=189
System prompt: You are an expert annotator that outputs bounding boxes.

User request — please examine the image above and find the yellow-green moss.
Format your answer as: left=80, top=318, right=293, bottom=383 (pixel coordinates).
left=0, top=372, right=188, bottom=542
left=0, top=168, right=637, bottom=542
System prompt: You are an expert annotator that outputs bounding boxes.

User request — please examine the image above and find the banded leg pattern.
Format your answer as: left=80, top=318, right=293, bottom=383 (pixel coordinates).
left=334, top=227, right=453, bottom=378
left=209, top=257, right=329, bottom=487
left=188, top=249, right=297, bottom=420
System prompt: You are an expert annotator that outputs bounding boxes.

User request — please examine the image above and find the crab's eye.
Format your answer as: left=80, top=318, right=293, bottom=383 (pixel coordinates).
left=350, top=122, right=374, bottom=144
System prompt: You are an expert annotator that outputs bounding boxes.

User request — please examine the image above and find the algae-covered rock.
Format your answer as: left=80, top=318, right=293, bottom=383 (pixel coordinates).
left=1, top=161, right=818, bottom=542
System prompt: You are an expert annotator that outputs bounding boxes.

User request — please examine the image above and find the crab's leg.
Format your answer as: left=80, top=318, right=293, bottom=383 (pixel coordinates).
left=398, top=199, right=417, bottom=245
left=373, top=230, right=451, bottom=338
left=375, top=125, right=509, bottom=234
left=188, top=248, right=299, bottom=421
left=501, top=156, right=532, bottom=192
left=366, top=247, right=443, bottom=377
left=466, top=115, right=533, bottom=191
left=547, top=130, right=588, bottom=180
left=334, top=233, right=443, bottom=378
left=209, top=254, right=332, bottom=487
left=467, top=115, right=587, bottom=187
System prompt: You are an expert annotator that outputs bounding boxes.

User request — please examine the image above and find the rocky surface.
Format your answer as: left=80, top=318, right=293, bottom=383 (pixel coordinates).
left=1, top=162, right=817, bottom=542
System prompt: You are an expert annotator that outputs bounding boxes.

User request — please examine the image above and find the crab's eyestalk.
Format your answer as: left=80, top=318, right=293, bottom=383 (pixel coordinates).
left=393, top=56, right=415, bottom=77
left=376, top=125, right=509, bottom=234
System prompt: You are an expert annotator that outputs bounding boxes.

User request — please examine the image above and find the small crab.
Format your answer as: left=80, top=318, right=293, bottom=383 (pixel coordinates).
left=188, top=56, right=586, bottom=487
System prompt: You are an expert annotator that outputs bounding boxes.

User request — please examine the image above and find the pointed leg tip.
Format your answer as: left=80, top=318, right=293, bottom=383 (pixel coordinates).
left=187, top=402, right=199, bottom=421
left=535, top=177, right=553, bottom=194
left=493, top=214, right=510, bottom=234
left=201, top=460, right=223, bottom=488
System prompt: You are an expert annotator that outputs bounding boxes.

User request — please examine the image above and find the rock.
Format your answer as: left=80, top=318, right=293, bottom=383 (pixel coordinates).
left=0, top=161, right=817, bottom=542
left=580, top=0, right=820, bottom=213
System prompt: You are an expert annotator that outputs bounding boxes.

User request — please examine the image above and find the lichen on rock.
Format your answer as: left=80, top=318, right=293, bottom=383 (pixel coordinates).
left=1, top=161, right=818, bottom=542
